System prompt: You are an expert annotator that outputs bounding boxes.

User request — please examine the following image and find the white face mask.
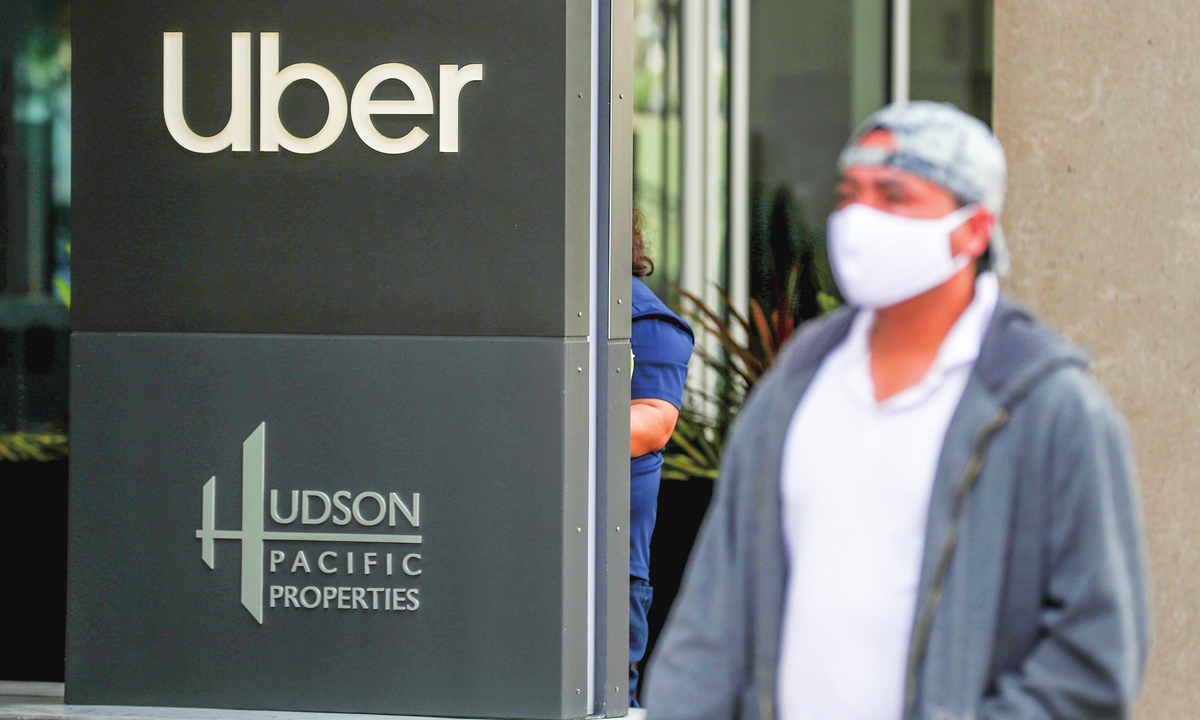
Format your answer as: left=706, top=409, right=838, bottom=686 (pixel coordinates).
left=827, top=203, right=979, bottom=309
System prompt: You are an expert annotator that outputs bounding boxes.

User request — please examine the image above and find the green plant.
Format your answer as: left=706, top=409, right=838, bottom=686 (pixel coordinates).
left=660, top=405, right=723, bottom=481
left=0, top=432, right=70, bottom=462
left=661, top=247, right=837, bottom=483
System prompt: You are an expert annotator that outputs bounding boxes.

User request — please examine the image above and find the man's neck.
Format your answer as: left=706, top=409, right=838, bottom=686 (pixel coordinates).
left=869, top=268, right=977, bottom=403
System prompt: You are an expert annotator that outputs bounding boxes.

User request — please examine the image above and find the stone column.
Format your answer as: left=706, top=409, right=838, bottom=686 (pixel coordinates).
left=994, top=1, right=1200, bottom=717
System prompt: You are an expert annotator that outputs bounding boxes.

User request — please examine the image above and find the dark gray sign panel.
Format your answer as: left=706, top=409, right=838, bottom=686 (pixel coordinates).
left=68, top=333, right=590, bottom=717
left=71, top=0, right=590, bottom=337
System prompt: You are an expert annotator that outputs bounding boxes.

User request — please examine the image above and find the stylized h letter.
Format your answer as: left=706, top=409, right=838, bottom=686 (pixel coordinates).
left=198, top=422, right=266, bottom=621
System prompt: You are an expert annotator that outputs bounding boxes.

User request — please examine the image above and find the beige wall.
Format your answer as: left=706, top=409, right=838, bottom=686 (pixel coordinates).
left=994, top=1, right=1200, bottom=717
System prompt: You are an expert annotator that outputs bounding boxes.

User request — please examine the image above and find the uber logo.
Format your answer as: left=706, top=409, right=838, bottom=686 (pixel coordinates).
left=163, top=32, right=484, bottom=155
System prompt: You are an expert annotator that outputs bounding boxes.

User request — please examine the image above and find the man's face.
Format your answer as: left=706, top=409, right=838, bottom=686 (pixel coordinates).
left=835, top=129, right=993, bottom=260
left=835, top=129, right=959, bottom=218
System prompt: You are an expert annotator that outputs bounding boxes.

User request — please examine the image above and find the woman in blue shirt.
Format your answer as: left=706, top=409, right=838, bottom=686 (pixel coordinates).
left=628, top=213, right=694, bottom=705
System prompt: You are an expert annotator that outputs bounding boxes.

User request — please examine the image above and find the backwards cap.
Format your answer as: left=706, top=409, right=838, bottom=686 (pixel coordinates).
left=838, top=101, right=1010, bottom=275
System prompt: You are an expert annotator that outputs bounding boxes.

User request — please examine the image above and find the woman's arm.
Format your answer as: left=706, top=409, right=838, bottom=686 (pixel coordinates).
left=631, top=397, right=680, bottom=457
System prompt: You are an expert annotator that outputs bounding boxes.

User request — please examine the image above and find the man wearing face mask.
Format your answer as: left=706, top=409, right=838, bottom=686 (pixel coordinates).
left=643, top=102, right=1149, bottom=720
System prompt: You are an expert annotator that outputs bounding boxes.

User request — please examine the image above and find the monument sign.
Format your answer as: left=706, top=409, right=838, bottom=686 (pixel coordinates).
left=67, top=2, right=633, bottom=718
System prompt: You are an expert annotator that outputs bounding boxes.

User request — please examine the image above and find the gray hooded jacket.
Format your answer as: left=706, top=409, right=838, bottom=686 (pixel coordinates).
left=643, top=298, right=1150, bottom=720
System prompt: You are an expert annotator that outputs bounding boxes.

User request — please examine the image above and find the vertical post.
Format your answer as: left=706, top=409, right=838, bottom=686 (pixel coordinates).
left=600, top=0, right=634, bottom=714
left=728, top=0, right=750, bottom=341
left=590, top=2, right=602, bottom=708
left=680, top=0, right=730, bottom=412
left=680, top=0, right=706, bottom=301
left=996, top=1, right=1200, bottom=711
left=852, top=0, right=888, bottom=129
left=680, top=0, right=709, bottom=409
left=609, top=0, right=633, bottom=340
left=891, top=0, right=911, bottom=104
left=590, top=0, right=636, bottom=713
left=702, top=0, right=724, bottom=321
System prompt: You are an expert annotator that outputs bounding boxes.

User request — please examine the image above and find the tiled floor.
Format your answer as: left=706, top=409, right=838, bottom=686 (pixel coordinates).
left=0, top=693, right=647, bottom=720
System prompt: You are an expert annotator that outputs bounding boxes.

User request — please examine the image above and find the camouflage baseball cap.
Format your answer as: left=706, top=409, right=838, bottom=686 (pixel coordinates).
left=837, top=101, right=1010, bottom=275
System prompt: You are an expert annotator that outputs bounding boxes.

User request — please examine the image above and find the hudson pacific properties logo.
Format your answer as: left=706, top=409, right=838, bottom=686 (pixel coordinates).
left=196, top=423, right=422, bottom=623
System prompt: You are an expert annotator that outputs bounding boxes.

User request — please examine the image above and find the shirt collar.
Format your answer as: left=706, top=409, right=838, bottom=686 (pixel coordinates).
left=836, top=272, right=1000, bottom=409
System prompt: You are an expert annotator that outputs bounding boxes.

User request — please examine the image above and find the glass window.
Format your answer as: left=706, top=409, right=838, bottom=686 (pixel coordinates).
left=910, top=0, right=994, bottom=124
left=632, top=0, right=683, bottom=300
left=748, top=0, right=872, bottom=306
left=1, top=0, right=71, bottom=436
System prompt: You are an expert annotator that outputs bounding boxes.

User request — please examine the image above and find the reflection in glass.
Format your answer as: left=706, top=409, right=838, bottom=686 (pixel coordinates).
left=910, top=0, right=993, bottom=124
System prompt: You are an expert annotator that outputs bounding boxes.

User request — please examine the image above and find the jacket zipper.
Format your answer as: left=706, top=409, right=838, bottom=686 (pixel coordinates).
left=900, top=408, right=1010, bottom=719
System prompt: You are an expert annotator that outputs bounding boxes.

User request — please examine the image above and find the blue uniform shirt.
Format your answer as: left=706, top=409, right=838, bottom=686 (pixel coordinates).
left=629, top=278, right=694, bottom=581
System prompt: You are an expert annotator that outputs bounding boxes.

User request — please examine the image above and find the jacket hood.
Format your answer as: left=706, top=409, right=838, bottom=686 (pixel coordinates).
left=975, top=297, right=1091, bottom=408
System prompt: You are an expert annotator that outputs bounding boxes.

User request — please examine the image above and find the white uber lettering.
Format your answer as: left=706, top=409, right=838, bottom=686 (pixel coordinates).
left=351, top=64, right=434, bottom=154
left=259, top=32, right=348, bottom=154
left=439, top=64, right=483, bottom=153
left=163, top=33, right=483, bottom=154
left=163, top=32, right=252, bottom=153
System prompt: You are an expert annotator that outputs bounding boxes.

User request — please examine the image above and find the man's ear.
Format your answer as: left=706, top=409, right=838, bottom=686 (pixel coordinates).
left=956, top=208, right=994, bottom=260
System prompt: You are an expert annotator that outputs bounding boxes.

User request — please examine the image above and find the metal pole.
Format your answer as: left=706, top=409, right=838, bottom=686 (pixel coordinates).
left=891, top=0, right=911, bottom=104
left=728, top=0, right=749, bottom=343
left=702, top=0, right=723, bottom=326
left=680, top=0, right=705, bottom=301
left=680, top=0, right=709, bottom=406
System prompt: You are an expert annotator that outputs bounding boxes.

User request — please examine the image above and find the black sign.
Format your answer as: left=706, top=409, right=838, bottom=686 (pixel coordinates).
left=67, top=1, right=622, bottom=718
left=69, top=333, right=592, bottom=717
left=72, top=0, right=590, bottom=337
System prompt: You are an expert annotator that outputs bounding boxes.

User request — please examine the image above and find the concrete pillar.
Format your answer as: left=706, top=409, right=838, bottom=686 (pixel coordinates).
left=994, top=2, right=1200, bottom=717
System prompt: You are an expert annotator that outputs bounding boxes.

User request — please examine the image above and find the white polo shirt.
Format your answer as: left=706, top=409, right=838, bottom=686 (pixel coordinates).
left=776, top=272, right=999, bottom=720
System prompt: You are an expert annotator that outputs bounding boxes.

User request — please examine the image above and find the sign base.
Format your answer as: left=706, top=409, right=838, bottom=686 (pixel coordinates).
left=0, top=705, right=634, bottom=720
